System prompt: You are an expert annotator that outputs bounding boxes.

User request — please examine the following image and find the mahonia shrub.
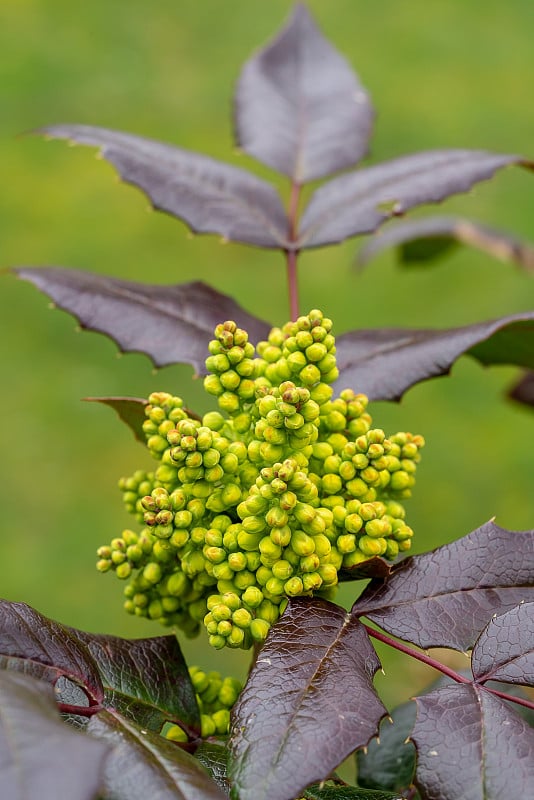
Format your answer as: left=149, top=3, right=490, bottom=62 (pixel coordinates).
left=2, top=4, right=534, bottom=800
left=96, top=310, right=424, bottom=649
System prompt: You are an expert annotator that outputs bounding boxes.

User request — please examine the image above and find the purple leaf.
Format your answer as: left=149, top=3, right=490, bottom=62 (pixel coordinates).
left=235, top=4, right=373, bottom=183
left=229, top=597, right=386, bottom=800
left=0, top=672, right=109, bottom=800
left=88, top=709, right=227, bottom=800
left=73, top=631, right=200, bottom=736
left=339, top=555, right=395, bottom=581
left=14, top=268, right=272, bottom=371
left=84, top=396, right=148, bottom=443
left=353, top=520, right=534, bottom=651
left=0, top=600, right=103, bottom=705
left=509, top=371, right=534, bottom=409
left=472, top=602, right=534, bottom=686
left=356, top=215, right=534, bottom=270
left=412, top=684, right=534, bottom=800
left=298, top=150, right=533, bottom=248
left=334, top=311, right=534, bottom=402
left=38, top=124, right=290, bottom=249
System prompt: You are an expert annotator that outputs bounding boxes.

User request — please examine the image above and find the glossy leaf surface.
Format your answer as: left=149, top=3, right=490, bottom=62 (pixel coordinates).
left=298, top=150, right=532, bottom=248
left=88, top=710, right=226, bottom=800
left=14, top=269, right=271, bottom=372
left=235, top=4, right=373, bottom=183
left=229, top=597, right=386, bottom=800
left=356, top=215, right=534, bottom=270
left=355, top=701, right=416, bottom=793
left=38, top=124, right=290, bottom=249
left=353, top=521, right=534, bottom=650
left=471, top=602, right=534, bottom=685
left=195, top=742, right=231, bottom=795
left=335, top=311, right=534, bottom=402
left=412, top=684, right=534, bottom=800
left=304, top=786, right=401, bottom=800
left=0, top=671, right=109, bottom=800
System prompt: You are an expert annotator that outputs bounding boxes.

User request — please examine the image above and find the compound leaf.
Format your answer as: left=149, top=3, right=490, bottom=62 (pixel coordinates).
left=0, top=671, right=109, bottom=800
left=335, top=311, right=534, bottom=402
left=298, top=150, right=532, bottom=249
left=0, top=599, right=103, bottom=705
left=14, top=268, right=271, bottom=371
left=352, top=520, right=534, bottom=651
left=412, top=684, right=534, bottom=800
left=356, top=700, right=416, bottom=793
left=356, top=215, right=534, bottom=270
left=471, top=602, right=534, bottom=686
left=88, top=709, right=227, bottom=800
left=235, top=4, right=373, bottom=183
left=229, top=597, right=386, bottom=800
left=38, top=124, right=290, bottom=249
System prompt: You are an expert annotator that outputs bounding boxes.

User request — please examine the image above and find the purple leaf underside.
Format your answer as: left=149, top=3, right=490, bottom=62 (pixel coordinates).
left=298, top=150, right=532, bottom=248
left=356, top=215, right=534, bottom=270
left=235, top=4, right=373, bottom=183
left=335, top=311, right=534, bottom=402
left=352, top=520, right=534, bottom=651
left=471, top=602, right=534, bottom=685
left=38, top=123, right=290, bottom=249
left=412, top=684, right=534, bottom=800
left=84, top=396, right=148, bottom=443
left=229, top=596, right=386, bottom=800
left=0, top=671, right=109, bottom=800
left=14, top=268, right=271, bottom=372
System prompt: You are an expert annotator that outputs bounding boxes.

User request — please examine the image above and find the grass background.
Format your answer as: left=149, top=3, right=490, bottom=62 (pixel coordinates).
left=1, top=0, right=533, bottom=709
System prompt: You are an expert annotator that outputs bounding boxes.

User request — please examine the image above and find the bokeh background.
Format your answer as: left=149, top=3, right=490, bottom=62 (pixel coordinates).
left=1, top=0, right=533, bottom=708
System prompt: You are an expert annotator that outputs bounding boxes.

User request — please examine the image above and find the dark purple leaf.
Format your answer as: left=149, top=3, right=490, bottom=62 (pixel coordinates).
left=0, top=671, right=109, bottom=800
left=356, top=215, right=534, bottom=270
left=356, top=700, right=416, bottom=793
left=298, top=150, right=533, bottom=248
left=14, top=269, right=272, bottom=371
left=88, top=709, right=227, bottom=800
left=73, top=631, right=200, bottom=736
left=38, top=124, right=290, bottom=249
left=353, top=520, right=534, bottom=651
left=305, top=786, right=401, bottom=800
left=339, top=555, right=395, bottom=581
left=229, top=597, right=386, bottom=800
left=334, top=311, right=534, bottom=402
left=412, top=684, right=534, bottom=800
left=0, top=600, right=103, bottom=704
left=235, top=4, right=373, bottom=183
left=472, top=602, right=534, bottom=686
left=84, top=396, right=148, bottom=443
left=509, top=371, right=534, bottom=409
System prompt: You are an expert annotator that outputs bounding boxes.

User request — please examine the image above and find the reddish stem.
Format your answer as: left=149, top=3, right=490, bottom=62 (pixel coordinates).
left=484, top=685, right=534, bottom=712
left=58, top=701, right=105, bottom=717
left=285, top=180, right=302, bottom=321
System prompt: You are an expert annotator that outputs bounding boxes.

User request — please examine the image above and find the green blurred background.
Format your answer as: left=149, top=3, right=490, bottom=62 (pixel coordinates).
left=1, top=0, right=533, bottom=706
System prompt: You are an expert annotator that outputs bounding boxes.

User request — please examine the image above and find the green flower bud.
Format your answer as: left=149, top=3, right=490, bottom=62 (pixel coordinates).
left=342, top=548, right=368, bottom=568
left=166, top=725, right=189, bottom=743
left=322, top=474, right=343, bottom=495
left=359, top=535, right=387, bottom=556
left=212, top=708, right=231, bottom=734
left=242, top=585, right=264, bottom=608
left=300, top=554, right=320, bottom=573
left=96, top=558, right=112, bottom=573
left=209, top=635, right=226, bottom=650
left=302, top=572, right=323, bottom=592
left=290, top=530, right=315, bottom=556
left=250, top=618, right=271, bottom=643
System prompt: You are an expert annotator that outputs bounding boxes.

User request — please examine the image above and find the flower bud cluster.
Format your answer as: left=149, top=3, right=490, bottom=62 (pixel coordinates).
left=165, top=666, right=243, bottom=741
left=97, top=309, right=424, bottom=649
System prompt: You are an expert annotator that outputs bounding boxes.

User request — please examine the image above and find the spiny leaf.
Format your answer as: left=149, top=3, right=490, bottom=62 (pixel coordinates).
left=334, top=311, right=534, bottom=402
left=88, top=709, right=227, bottom=800
left=355, top=701, right=416, bottom=793
left=14, top=269, right=271, bottom=371
left=228, top=597, right=386, bottom=800
left=235, top=4, right=373, bottom=183
left=356, top=215, right=534, bottom=270
left=471, top=602, right=534, bottom=686
left=84, top=396, right=148, bottom=443
left=412, top=684, right=534, bottom=800
left=37, top=124, right=290, bottom=249
left=0, top=671, right=109, bottom=800
left=298, top=150, right=533, bottom=249
left=0, top=599, right=103, bottom=705
left=352, top=520, right=534, bottom=651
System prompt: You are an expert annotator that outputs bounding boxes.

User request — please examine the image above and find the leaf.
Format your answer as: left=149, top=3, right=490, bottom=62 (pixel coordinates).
left=411, top=684, right=534, bottom=800
left=38, top=124, right=290, bottom=249
left=356, top=701, right=416, bottom=793
left=73, top=631, right=200, bottom=736
left=508, top=370, right=534, bottom=409
left=84, top=397, right=148, bottom=443
left=471, top=602, right=534, bottom=686
left=88, top=709, right=227, bottom=800
left=356, top=215, right=534, bottom=270
left=195, top=742, right=231, bottom=796
left=235, top=4, right=373, bottom=183
left=334, top=311, right=534, bottom=402
left=339, top=555, right=395, bottom=581
left=14, top=269, right=272, bottom=372
left=0, top=599, right=103, bottom=705
left=298, top=150, right=533, bottom=249
left=352, top=520, right=534, bottom=651
left=305, top=786, right=402, bottom=800
left=228, top=597, right=386, bottom=800
left=0, top=671, right=109, bottom=800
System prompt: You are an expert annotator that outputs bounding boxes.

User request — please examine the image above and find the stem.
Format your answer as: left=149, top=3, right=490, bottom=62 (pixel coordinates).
left=58, top=701, right=105, bottom=717
left=285, top=180, right=302, bottom=321
left=484, top=685, right=534, bottom=712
